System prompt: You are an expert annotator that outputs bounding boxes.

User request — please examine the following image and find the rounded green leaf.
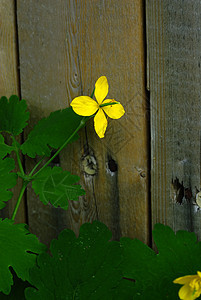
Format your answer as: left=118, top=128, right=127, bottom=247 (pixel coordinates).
left=25, top=221, right=126, bottom=299
left=0, top=219, right=46, bottom=295
left=0, top=158, right=17, bottom=209
left=121, top=224, right=201, bottom=299
left=32, top=166, right=85, bottom=209
left=21, top=107, right=83, bottom=158
left=0, top=96, right=29, bottom=136
left=0, top=134, right=15, bottom=159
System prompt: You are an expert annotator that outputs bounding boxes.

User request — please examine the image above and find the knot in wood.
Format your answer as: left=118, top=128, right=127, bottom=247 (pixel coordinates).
left=82, top=155, right=97, bottom=176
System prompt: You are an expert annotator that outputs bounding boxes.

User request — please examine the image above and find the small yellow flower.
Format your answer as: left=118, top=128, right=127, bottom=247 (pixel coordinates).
left=173, top=271, right=201, bottom=300
left=70, top=76, right=125, bottom=138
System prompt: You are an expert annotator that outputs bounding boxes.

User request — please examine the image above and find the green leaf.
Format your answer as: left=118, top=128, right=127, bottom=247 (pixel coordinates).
left=0, top=95, right=29, bottom=136
left=0, top=218, right=46, bottom=295
left=0, top=134, right=15, bottom=159
left=121, top=224, right=201, bottom=299
left=0, top=271, right=30, bottom=300
left=0, top=158, right=17, bottom=209
left=21, top=107, right=83, bottom=158
left=109, top=279, right=136, bottom=299
left=32, top=166, right=85, bottom=209
left=25, top=221, right=128, bottom=299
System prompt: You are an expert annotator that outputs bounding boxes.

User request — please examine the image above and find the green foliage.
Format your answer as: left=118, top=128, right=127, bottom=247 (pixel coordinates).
left=121, top=223, right=201, bottom=299
left=0, top=272, right=30, bottom=300
left=2, top=220, right=201, bottom=299
left=1, top=94, right=201, bottom=299
left=0, top=158, right=17, bottom=209
left=25, top=221, right=133, bottom=300
left=32, top=166, right=85, bottom=209
left=0, top=218, right=46, bottom=295
left=0, top=134, right=15, bottom=159
left=21, top=107, right=83, bottom=158
left=0, top=95, right=29, bottom=136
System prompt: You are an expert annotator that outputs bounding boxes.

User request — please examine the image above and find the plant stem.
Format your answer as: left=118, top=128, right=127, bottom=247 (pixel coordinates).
left=12, top=136, right=24, bottom=176
left=99, top=101, right=120, bottom=108
left=11, top=117, right=87, bottom=220
left=11, top=182, right=27, bottom=221
left=31, top=117, right=86, bottom=178
left=29, top=155, right=46, bottom=176
left=91, top=88, right=95, bottom=98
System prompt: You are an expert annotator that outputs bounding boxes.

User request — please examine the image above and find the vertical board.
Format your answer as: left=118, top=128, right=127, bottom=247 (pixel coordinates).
left=17, top=0, right=149, bottom=246
left=0, top=0, right=26, bottom=223
left=0, top=0, right=18, bottom=96
left=147, top=1, right=201, bottom=236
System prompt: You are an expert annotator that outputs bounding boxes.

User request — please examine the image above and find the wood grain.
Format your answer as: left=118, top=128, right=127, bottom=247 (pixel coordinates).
left=0, top=0, right=26, bottom=223
left=147, top=1, right=201, bottom=236
left=17, top=0, right=149, bottom=245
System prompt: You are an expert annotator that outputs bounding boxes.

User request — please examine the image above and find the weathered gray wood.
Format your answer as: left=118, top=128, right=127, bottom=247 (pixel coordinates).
left=147, top=1, right=201, bottom=236
left=17, top=0, right=149, bottom=246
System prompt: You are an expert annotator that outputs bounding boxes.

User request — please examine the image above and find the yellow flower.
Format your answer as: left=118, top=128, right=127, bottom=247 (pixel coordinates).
left=70, top=76, right=125, bottom=138
left=173, top=271, right=201, bottom=300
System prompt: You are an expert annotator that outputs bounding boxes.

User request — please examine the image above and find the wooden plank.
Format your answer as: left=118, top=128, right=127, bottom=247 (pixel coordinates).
left=147, top=1, right=201, bottom=236
left=0, top=0, right=26, bottom=223
left=17, top=0, right=149, bottom=246
left=0, top=0, right=19, bottom=96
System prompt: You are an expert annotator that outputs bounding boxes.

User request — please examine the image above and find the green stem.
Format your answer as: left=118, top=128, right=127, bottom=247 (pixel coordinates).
left=99, top=101, right=120, bottom=108
left=12, top=136, right=24, bottom=176
left=29, top=155, right=46, bottom=176
left=91, top=88, right=95, bottom=99
left=11, top=116, right=87, bottom=220
left=31, top=117, right=86, bottom=178
left=11, top=182, right=27, bottom=221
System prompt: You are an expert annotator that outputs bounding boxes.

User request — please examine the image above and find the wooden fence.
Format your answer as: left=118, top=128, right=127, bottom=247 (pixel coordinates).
left=0, top=0, right=200, bottom=247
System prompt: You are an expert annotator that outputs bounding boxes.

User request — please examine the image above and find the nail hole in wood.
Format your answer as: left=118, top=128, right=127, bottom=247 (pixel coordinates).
left=108, top=157, right=118, bottom=172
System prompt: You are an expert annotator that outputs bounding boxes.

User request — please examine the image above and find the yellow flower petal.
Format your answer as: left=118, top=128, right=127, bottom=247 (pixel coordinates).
left=102, top=99, right=125, bottom=119
left=94, top=108, right=108, bottom=138
left=70, top=96, right=99, bottom=116
left=194, top=289, right=201, bottom=298
left=179, top=284, right=196, bottom=300
left=174, top=276, right=198, bottom=285
left=94, top=76, right=109, bottom=104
